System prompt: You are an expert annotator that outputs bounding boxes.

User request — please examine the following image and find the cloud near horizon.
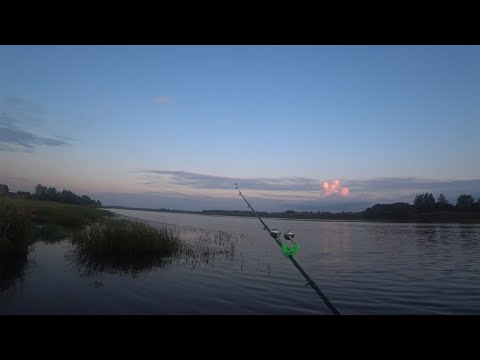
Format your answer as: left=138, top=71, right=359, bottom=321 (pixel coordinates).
left=0, top=97, right=72, bottom=152
left=138, top=169, right=338, bottom=194
left=322, top=179, right=350, bottom=197
left=136, top=169, right=480, bottom=207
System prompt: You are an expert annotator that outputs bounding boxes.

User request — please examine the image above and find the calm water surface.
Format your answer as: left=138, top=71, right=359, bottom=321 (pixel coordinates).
left=1, top=209, right=479, bottom=314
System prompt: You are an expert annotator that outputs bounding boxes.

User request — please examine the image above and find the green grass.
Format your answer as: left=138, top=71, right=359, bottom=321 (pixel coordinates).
left=10, top=198, right=114, bottom=242
left=1, top=196, right=114, bottom=252
left=16, top=198, right=114, bottom=228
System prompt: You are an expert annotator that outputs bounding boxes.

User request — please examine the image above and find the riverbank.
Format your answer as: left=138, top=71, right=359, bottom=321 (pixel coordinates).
left=0, top=197, right=237, bottom=283
left=0, top=197, right=180, bottom=254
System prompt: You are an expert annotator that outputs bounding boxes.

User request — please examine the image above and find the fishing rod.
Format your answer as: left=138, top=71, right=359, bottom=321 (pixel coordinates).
left=235, top=183, right=340, bottom=315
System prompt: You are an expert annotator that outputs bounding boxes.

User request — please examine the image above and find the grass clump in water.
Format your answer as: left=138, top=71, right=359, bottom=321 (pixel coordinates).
left=70, top=218, right=181, bottom=275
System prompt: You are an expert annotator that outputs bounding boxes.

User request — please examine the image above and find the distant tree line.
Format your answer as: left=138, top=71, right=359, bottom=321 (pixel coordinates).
left=104, top=192, right=480, bottom=223
left=412, top=193, right=479, bottom=211
left=201, top=193, right=480, bottom=222
left=364, top=193, right=480, bottom=220
left=32, top=184, right=102, bottom=207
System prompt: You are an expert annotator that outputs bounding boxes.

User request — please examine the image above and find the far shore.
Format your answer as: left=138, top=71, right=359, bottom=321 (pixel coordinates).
left=105, top=206, right=480, bottom=225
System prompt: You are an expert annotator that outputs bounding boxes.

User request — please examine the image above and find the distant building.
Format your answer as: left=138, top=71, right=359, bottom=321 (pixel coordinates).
left=0, top=184, right=9, bottom=194
left=17, top=191, right=31, bottom=198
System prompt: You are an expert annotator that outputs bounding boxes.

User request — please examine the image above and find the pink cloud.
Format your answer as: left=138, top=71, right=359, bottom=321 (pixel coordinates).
left=153, top=96, right=172, bottom=104
left=322, top=179, right=350, bottom=197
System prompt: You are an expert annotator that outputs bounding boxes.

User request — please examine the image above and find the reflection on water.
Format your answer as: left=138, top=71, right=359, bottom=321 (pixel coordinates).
left=415, top=224, right=437, bottom=242
left=0, top=249, right=30, bottom=292
left=319, top=222, right=351, bottom=255
left=66, top=249, right=174, bottom=278
left=1, top=209, right=480, bottom=314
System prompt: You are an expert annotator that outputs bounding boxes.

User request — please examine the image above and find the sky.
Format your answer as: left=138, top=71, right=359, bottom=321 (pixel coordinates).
left=1, top=45, right=479, bottom=211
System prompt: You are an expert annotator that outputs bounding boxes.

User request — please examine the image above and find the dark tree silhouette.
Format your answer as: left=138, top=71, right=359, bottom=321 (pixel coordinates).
left=456, top=194, right=476, bottom=210
left=46, top=187, right=58, bottom=201
left=436, top=193, right=452, bottom=210
left=32, top=184, right=102, bottom=207
left=35, top=184, right=47, bottom=200
left=414, top=193, right=435, bottom=211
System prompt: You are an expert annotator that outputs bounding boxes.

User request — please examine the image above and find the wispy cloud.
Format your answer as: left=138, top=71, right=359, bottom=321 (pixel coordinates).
left=0, top=111, right=70, bottom=152
left=136, top=169, right=480, bottom=207
left=153, top=96, right=172, bottom=104
left=139, top=170, right=324, bottom=192
left=347, top=177, right=480, bottom=203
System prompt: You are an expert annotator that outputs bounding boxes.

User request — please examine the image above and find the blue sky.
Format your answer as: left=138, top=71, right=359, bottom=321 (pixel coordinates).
left=1, top=45, right=479, bottom=211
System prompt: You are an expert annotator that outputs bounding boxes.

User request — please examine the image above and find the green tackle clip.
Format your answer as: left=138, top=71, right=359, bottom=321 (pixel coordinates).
left=281, top=242, right=299, bottom=257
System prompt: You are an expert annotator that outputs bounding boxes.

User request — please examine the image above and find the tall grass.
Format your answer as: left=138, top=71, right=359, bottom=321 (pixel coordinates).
left=72, top=218, right=181, bottom=256
left=0, top=196, right=33, bottom=257
left=12, top=198, right=114, bottom=243
left=70, top=218, right=181, bottom=276
left=0, top=196, right=32, bottom=290
left=68, top=218, right=244, bottom=276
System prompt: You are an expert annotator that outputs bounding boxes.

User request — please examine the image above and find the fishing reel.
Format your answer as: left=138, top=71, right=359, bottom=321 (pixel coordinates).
left=269, top=228, right=299, bottom=257
left=269, top=228, right=295, bottom=241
